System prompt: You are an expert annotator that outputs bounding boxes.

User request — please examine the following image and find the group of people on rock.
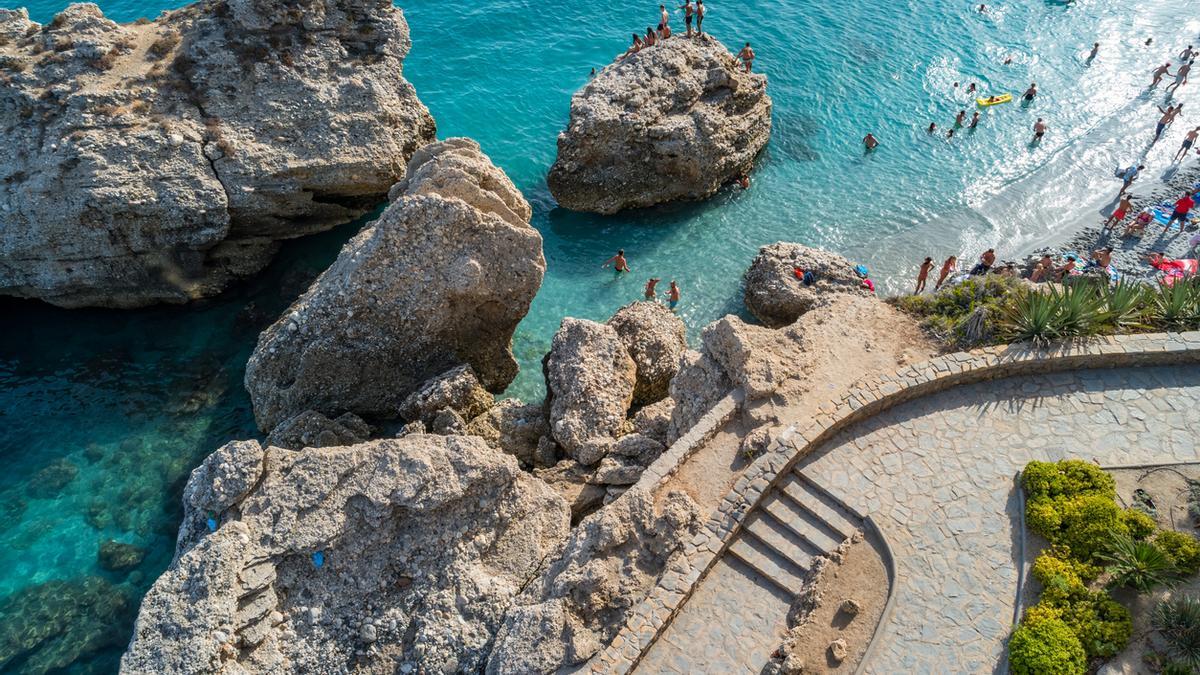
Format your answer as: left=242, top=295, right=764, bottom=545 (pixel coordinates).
left=626, top=2, right=707, bottom=55
left=601, top=250, right=682, bottom=310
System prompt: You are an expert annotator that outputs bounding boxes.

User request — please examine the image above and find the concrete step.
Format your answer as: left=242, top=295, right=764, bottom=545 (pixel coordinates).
left=728, top=532, right=808, bottom=597
left=786, top=471, right=862, bottom=539
left=744, top=511, right=818, bottom=571
left=764, top=492, right=845, bottom=554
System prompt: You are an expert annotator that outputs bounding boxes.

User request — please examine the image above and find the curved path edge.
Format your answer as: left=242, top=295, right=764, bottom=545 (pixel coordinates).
left=584, top=331, right=1200, bottom=674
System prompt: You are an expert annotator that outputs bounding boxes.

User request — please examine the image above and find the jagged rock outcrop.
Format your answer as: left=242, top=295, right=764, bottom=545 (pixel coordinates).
left=488, top=488, right=702, bottom=673
left=122, top=435, right=570, bottom=674
left=547, top=35, right=771, bottom=214
left=264, top=410, right=370, bottom=450
left=244, top=138, right=542, bottom=432
left=0, top=0, right=436, bottom=308
left=399, top=365, right=494, bottom=427
left=543, top=318, right=636, bottom=466
left=465, top=399, right=551, bottom=467
left=607, top=301, right=688, bottom=407
left=744, top=243, right=872, bottom=327
left=667, top=348, right=732, bottom=443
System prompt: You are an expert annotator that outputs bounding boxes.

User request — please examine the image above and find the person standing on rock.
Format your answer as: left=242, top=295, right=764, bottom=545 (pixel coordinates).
left=1175, top=127, right=1200, bottom=162
left=969, top=249, right=996, bottom=275
left=935, top=256, right=957, bottom=290
left=696, top=0, right=706, bottom=35
left=603, top=250, right=631, bottom=274
left=658, top=4, right=671, bottom=37
left=678, top=1, right=695, bottom=36
left=644, top=277, right=659, bottom=300
left=666, top=280, right=681, bottom=310
left=915, top=257, right=934, bottom=293
left=738, top=43, right=756, bottom=72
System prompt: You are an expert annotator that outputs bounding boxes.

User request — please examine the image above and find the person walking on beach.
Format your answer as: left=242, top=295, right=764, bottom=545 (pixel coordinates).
left=1155, top=105, right=1179, bottom=141
left=1176, top=127, right=1200, bottom=162
left=1032, top=118, right=1047, bottom=142
left=1104, top=195, right=1133, bottom=231
left=666, top=280, right=680, bottom=310
left=737, top=43, right=756, bottom=72
left=969, top=111, right=980, bottom=129
left=1167, top=61, right=1193, bottom=94
left=695, top=0, right=705, bottom=34
left=915, top=257, right=934, bottom=293
left=1165, top=191, right=1195, bottom=231
left=1022, top=82, right=1038, bottom=101
left=603, top=250, right=631, bottom=273
left=644, top=277, right=659, bottom=300
left=934, top=256, right=957, bottom=290
left=970, top=249, right=996, bottom=275
left=1118, top=164, right=1144, bottom=194
left=863, top=133, right=879, bottom=149
left=678, top=1, right=694, bottom=36
left=1152, top=63, right=1174, bottom=87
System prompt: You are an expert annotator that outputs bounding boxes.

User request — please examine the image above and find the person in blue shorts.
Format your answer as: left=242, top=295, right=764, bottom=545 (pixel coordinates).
left=667, top=280, right=680, bottom=310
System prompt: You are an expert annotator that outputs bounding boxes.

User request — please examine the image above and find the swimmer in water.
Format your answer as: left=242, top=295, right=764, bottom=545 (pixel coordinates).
left=863, top=133, right=879, bottom=150
left=946, top=127, right=955, bottom=139
left=603, top=249, right=631, bottom=273
left=927, top=122, right=937, bottom=134
left=1022, top=82, right=1038, bottom=101
left=1174, top=126, right=1200, bottom=163
left=644, top=277, right=659, bottom=300
left=1087, top=42, right=1099, bottom=61
left=967, top=82, right=977, bottom=94
left=1152, top=63, right=1173, bottom=87
left=737, top=173, right=750, bottom=189
left=1167, top=61, right=1192, bottom=94
left=1032, top=118, right=1047, bottom=142
left=969, top=111, right=981, bottom=128
left=955, top=110, right=967, bottom=126
left=666, top=280, right=680, bottom=310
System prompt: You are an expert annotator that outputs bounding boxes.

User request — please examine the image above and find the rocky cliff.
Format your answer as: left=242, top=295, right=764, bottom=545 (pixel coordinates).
left=244, top=138, right=542, bottom=433
left=547, top=35, right=772, bottom=214
left=121, top=435, right=570, bottom=674
left=0, top=0, right=435, bottom=308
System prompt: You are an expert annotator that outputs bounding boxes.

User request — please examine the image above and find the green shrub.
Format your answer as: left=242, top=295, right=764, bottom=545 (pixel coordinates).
left=1036, top=584, right=1133, bottom=658
left=1055, top=494, right=1129, bottom=562
left=1098, top=280, right=1151, bottom=331
left=1147, top=277, right=1200, bottom=330
left=1153, top=595, right=1200, bottom=670
left=1122, top=508, right=1158, bottom=540
left=1157, top=531, right=1200, bottom=576
left=1022, top=460, right=1116, bottom=501
left=1009, top=613, right=1087, bottom=675
left=1100, top=531, right=1181, bottom=592
left=1031, top=547, right=1100, bottom=588
left=1161, top=662, right=1195, bottom=675
left=892, top=275, right=1017, bottom=347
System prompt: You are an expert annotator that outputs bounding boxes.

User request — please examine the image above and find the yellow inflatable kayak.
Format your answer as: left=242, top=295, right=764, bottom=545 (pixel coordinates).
left=976, top=93, right=1013, bottom=107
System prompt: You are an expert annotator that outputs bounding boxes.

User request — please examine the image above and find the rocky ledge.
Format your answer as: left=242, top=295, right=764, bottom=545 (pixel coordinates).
left=0, top=0, right=435, bottom=308
left=244, top=138, right=542, bottom=433
left=547, top=34, right=772, bottom=215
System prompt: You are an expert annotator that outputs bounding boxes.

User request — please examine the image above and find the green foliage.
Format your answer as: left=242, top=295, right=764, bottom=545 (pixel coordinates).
left=1122, top=508, right=1158, bottom=541
left=1153, top=595, right=1200, bottom=670
left=892, top=275, right=1018, bottom=347
left=1000, top=286, right=1064, bottom=344
left=1157, top=531, right=1200, bottom=576
left=1031, top=547, right=1100, bottom=589
left=1148, top=277, right=1200, bottom=329
left=1099, top=531, right=1181, bottom=592
left=1035, top=584, right=1133, bottom=658
left=1161, top=662, right=1195, bottom=675
left=1098, top=279, right=1151, bottom=331
left=1022, top=460, right=1116, bottom=501
left=1009, top=613, right=1087, bottom=675
left=1030, top=494, right=1128, bottom=562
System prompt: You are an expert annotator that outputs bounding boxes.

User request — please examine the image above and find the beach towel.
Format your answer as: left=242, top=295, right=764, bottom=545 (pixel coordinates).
left=1153, top=202, right=1191, bottom=228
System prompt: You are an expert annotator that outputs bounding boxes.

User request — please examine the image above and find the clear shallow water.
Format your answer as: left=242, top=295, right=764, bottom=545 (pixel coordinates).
left=2, top=0, right=1199, bottom=671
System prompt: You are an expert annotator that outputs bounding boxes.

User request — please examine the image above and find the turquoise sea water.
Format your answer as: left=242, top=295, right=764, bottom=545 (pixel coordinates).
left=2, top=0, right=1199, bottom=671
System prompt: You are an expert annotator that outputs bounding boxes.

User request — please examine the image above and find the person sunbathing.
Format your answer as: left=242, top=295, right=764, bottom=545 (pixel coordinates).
left=1124, top=210, right=1153, bottom=237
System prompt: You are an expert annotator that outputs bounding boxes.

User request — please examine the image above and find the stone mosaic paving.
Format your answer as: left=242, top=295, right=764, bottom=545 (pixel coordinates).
left=635, top=364, right=1200, bottom=673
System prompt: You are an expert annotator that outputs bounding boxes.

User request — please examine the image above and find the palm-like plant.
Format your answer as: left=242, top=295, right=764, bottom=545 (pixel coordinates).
left=1000, top=288, right=1062, bottom=345
left=1149, top=278, right=1200, bottom=330
left=1153, top=595, right=1200, bottom=670
left=1055, top=281, right=1106, bottom=337
left=1099, top=279, right=1150, bottom=331
left=1099, top=531, right=1182, bottom=592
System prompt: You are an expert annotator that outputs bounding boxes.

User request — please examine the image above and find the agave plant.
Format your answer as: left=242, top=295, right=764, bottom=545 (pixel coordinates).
left=1100, top=531, right=1182, bottom=592
left=1149, top=278, right=1200, bottom=330
left=1054, top=280, right=1106, bottom=338
left=1153, top=595, right=1200, bottom=670
left=999, top=288, right=1062, bottom=345
left=1099, top=279, right=1151, bottom=331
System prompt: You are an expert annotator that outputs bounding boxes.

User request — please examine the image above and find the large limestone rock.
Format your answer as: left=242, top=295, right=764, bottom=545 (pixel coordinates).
left=744, top=243, right=872, bottom=327
left=543, top=319, right=636, bottom=466
left=488, top=488, right=702, bottom=673
left=122, top=435, right=570, bottom=675
left=0, top=1, right=436, bottom=308
left=264, top=410, right=370, bottom=450
left=607, top=301, right=688, bottom=407
left=547, top=35, right=772, bottom=214
left=244, top=138, right=542, bottom=432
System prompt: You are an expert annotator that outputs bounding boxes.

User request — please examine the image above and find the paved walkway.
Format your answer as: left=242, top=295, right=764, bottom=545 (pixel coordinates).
left=637, top=364, right=1200, bottom=673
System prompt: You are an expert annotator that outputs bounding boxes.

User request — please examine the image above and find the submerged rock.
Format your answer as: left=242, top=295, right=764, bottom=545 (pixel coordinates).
left=244, top=139, right=543, bottom=432
left=26, top=458, right=79, bottom=498
left=123, top=435, right=570, bottom=674
left=743, top=242, right=872, bottom=327
left=0, top=0, right=436, bottom=308
left=548, top=35, right=772, bottom=214
left=543, top=319, right=636, bottom=466
left=0, top=576, right=133, bottom=673
left=607, top=301, right=688, bottom=407
left=97, top=540, right=147, bottom=572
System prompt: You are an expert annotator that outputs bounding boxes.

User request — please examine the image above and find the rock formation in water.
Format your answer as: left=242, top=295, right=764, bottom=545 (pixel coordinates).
left=0, top=0, right=435, bottom=308
left=743, top=242, right=873, bottom=327
left=122, top=435, right=570, bottom=674
left=543, top=318, right=637, bottom=467
left=607, top=301, right=688, bottom=407
left=244, top=138, right=542, bottom=433
left=547, top=34, right=772, bottom=214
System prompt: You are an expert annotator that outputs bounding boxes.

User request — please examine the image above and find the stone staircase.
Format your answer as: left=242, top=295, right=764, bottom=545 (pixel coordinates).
left=727, top=468, right=862, bottom=597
